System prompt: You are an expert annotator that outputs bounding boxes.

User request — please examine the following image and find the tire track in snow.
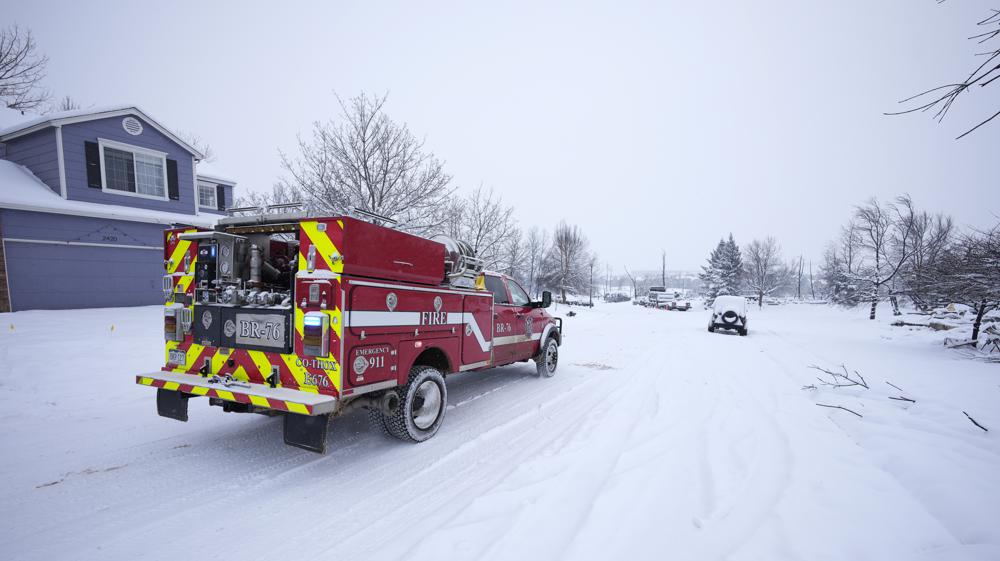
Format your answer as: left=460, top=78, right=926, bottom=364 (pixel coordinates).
left=372, top=334, right=676, bottom=559
left=689, top=338, right=794, bottom=560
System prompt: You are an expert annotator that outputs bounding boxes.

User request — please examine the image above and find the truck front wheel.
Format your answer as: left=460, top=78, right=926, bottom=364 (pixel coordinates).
left=535, top=337, right=559, bottom=378
left=383, top=366, right=448, bottom=442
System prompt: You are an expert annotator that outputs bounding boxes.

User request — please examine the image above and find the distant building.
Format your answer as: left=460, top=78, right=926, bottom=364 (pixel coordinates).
left=0, top=105, right=236, bottom=311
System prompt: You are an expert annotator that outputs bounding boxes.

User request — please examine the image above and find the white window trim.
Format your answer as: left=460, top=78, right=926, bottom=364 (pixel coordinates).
left=198, top=181, right=218, bottom=209
left=192, top=156, right=199, bottom=212
left=97, top=138, right=170, bottom=201
left=55, top=125, right=67, bottom=198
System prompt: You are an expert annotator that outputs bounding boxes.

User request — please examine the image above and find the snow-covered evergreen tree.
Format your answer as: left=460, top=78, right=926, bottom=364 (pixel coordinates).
left=719, top=234, right=744, bottom=296
left=820, top=245, right=862, bottom=306
left=699, top=239, right=726, bottom=303
left=699, top=234, right=743, bottom=304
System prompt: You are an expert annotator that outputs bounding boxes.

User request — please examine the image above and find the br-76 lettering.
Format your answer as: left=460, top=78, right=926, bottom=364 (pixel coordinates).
left=239, top=320, right=281, bottom=340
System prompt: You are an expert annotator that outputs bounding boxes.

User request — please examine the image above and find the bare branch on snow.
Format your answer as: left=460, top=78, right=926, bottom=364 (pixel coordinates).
left=816, top=403, right=864, bottom=418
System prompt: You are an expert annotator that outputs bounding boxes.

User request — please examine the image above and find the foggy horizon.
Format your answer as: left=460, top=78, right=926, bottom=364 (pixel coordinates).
left=4, top=0, right=998, bottom=271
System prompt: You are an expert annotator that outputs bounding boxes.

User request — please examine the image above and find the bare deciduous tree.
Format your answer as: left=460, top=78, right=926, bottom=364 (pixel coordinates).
left=178, top=131, right=217, bottom=163
left=744, top=237, right=784, bottom=308
left=887, top=5, right=1000, bottom=138
left=234, top=183, right=302, bottom=210
left=539, top=221, right=589, bottom=303
left=524, top=227, right=548, bottom=297
left=896, top=195, right=953, bottom=310
left=501, top=227, right=527, bottom=284
left=0, top=26, right=49, bottom=111
left=49, top=95, right=80, bottom=113
left=853, top=197, right=919, bottom=319
left=279, top=92, right=454, bottom=235
left=840, top=219, right=862, bottom=276
left=928, top=224, right=1000, bottom=342
left=446, top=185, right=515, bottom=270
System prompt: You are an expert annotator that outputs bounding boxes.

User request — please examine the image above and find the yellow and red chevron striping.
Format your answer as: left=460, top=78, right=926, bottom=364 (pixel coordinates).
left=164, top=228, right=199, bottom=275
left=136, top=376, right=312, bottom=415
left=163, top=343, right=345, bottom=394
left=297, top=219, right=345, bottom=273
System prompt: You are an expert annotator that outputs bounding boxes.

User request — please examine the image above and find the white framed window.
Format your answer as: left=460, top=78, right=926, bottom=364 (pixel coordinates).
left=198, top=182, right=217, bottom=208
left=98, top=138, right=168, bottom=200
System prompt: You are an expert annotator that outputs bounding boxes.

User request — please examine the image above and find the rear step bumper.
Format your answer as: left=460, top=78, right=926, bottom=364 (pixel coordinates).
left=136, top=371, right=338, bottom=416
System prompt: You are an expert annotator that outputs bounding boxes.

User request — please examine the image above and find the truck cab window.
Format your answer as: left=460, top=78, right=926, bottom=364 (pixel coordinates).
left=508, top=280, right=530, bottom=307
left=485, top=275, right=509, bottom=304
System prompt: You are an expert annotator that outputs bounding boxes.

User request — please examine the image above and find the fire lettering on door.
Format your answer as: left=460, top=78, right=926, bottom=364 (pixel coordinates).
left=420, top=311, right=447, bottom=325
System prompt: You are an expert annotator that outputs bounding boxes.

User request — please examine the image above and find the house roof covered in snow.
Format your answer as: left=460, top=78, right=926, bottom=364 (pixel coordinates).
left=195, top=160, right=237, bottom=185
left=0, top=160, right=218, bottom=227
left=0, top=107, right=29, bottom=131
left=0, top=105, right=204, bottom=160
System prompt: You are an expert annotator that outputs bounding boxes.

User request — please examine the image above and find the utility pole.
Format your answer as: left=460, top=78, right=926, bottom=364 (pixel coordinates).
left=797, top=255, right=804, bottom=300
left=661, top=249, right=666, bottom=287
left=809, top=259, right=815, bottom=300
left=589, top=260, right=595, bottom=306
left=624, top=266, right=638, bottom=299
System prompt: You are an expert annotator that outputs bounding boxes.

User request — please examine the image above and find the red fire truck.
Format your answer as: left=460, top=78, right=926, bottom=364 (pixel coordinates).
left=137, top=210, right=561, bottom=453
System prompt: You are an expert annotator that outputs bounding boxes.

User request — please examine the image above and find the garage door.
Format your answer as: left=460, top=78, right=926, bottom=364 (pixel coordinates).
left=3, top=240, right=164, bottom=311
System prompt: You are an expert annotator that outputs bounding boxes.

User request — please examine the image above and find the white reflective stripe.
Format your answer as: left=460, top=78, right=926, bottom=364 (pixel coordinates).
left=459, top=360, right=490, bottom=372
left=348, top=279, right=490, bottom=297
left=343, top=310, right=492, bottom=353
left=453, top=312, right=491, bottom=353
left=494, top=333, right=542, bottom=346
left=3, top=238, right=163, bottom=251
left=346, top=311, right=421, bottom=327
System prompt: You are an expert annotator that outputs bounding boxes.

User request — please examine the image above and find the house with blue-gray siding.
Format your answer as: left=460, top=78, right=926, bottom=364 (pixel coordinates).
left=0, top=105, right=237, bottom=312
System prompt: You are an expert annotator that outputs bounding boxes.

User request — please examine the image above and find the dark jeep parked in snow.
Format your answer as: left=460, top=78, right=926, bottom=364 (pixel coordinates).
left=708, top=295, right=748, bottom=336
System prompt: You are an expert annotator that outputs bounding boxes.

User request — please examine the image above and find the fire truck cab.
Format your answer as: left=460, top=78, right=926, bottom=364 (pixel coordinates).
left=138, top=210, right=561, bottom=453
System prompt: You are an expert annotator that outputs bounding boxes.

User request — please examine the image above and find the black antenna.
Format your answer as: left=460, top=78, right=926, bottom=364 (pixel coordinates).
left=352, top=207, right=398, bottom=225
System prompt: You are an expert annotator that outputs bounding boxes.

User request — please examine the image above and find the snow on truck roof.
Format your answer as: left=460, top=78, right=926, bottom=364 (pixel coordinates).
left=0, top=160, right=219, bottom=227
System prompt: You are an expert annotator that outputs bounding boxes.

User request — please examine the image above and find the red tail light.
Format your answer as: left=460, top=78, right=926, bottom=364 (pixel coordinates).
left=164, top=305, right=191, bottom=342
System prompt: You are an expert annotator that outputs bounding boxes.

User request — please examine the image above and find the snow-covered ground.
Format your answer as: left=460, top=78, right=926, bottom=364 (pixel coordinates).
left=1, top=302, right=998, bottom=561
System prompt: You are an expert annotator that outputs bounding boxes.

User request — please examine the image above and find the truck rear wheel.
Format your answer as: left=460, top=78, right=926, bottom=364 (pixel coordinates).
left=535, top=337, right=559, bottom=377
left=383, top=366, right=447, bottom=442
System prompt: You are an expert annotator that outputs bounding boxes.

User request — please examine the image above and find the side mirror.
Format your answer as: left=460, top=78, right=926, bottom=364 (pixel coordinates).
left=540, top=290, right=552, bottom=309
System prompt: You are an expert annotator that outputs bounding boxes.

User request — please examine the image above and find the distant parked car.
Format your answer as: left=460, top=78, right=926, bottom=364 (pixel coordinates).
left=648, top=286, right=671, bottom=309
left=708, top=295, right=748, bottom=336
left=669, top=294, right=692, bottom=311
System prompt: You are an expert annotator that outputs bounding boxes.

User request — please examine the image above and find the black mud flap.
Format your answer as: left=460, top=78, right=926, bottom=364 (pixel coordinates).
left=284, top=413, right=330, bottom=454
left=157, top=389, right=190, bottom=422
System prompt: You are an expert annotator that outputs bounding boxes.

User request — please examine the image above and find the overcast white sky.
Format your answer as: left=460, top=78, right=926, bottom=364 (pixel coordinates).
left=6, top=0, right=998, bottom=270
